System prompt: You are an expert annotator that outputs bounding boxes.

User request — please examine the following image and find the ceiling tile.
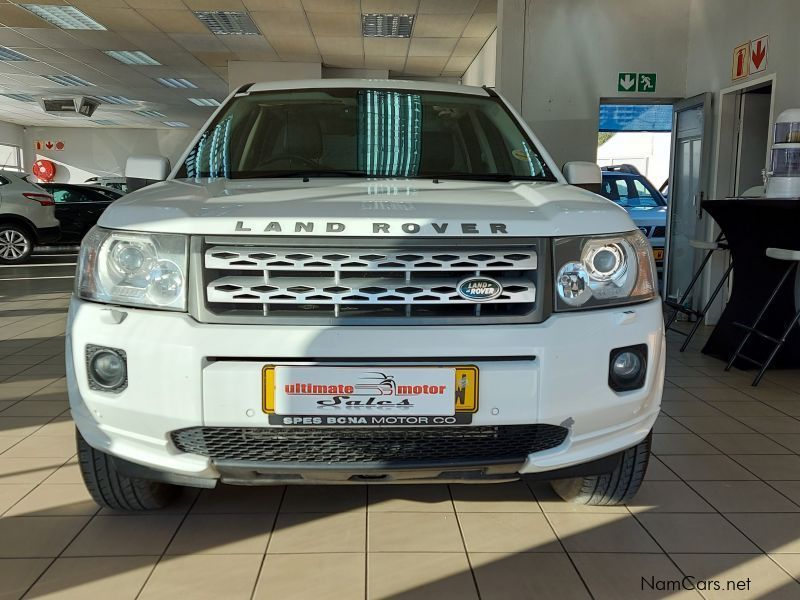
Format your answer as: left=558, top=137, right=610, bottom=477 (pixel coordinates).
left=125, top=0, right=186, bottom=8
left=169, top=33, right=227, bottom=52
left=78, top=8, right=160, bottom=32
left=70, top=1, right=129, bottom=9
left=268, top=35, right=318, bottom=57
left=243, top=0, right=303, bottom=8
left=444, top=55, right=472, bottom=72
left=139, top=9, right=209, bottom=34
left=301, top=0, right=359, bottom=12
left=306, top=12, right=360, bottom=37
left=192, top=52, right=231, bottom=67
left=182, top=0, right=247, bottom=10
left=418, top=0, right=478, bottom=13
left=209, top=65, right=228, bottom=78
left=0, top=5, right=55, bottom=28
left=250, top=11, right=311, bottom=37
left=0, top=62, right=29, bottom=75
left=15, top=62, right=68, bottom=76
left=452, top=36, right=486, bottom=57
left=69, top=30, right=136, bottom=50
left=364, top=55, right=405, bottom=70
left=15, top=48, right=71, bottom=63
left=363, top=37, right=408, bottom=57
left=0, top=28, right=43, bottom=48
left=361, top=0, right=418, bottom=13
left=234, top=50, right=279, bottom=61
left=403, top=56, right=447, bottom=75
left=408, top=37, right=457, bottom=57
left=462, top=12, right=495, bottom=37
left=14, top=29, right=90, bottom=49
left=413, top=13, right=471, bottom=37
left=220, top=35, right=275, bottom=54
left=272, top=52, right=319, bottom=63
left=117, top=31, right=186, bottom=52
left=315, top=36, right=362, bottom=55
left=321, top=54, right=363, bottom=68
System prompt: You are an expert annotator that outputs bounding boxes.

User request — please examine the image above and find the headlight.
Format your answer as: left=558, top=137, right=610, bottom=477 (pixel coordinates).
left=554, top=230, right=657, bottom=311
left=76, top=227, right=188, bottom=311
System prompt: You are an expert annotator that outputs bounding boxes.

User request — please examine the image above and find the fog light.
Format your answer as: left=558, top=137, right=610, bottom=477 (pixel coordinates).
left=608, top=344, right=647, bottom=391
left=86, top=345, right=127, bottom=392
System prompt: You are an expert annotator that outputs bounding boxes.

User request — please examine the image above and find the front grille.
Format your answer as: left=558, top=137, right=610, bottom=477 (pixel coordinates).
left=171, top=425, right=569, bottom=465
left=197, top=238, right=541, bottom=324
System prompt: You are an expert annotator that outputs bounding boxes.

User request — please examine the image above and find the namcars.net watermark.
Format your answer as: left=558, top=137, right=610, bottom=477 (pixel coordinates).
left=643, top=576, right=752, bottom=593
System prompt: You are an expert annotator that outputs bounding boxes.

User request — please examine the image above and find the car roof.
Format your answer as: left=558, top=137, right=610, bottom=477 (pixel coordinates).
left=246, top=78, right=489, bottom=97
left=42, top=182, right=120, bottom=193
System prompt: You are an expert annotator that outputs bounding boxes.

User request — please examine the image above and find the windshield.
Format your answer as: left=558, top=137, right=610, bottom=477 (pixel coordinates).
left=176, top=88, right=555, bottom=182
left=600, top=174, right=666, bottom=207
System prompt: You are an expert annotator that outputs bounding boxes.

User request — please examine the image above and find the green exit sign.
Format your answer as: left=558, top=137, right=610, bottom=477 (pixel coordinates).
left=617, top=72, right=657, bottom=93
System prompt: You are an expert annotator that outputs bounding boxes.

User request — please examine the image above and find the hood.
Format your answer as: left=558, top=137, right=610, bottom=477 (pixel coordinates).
left=99, top=178, right=637, bottom=238
left=625, top=205, right=667, bottom=228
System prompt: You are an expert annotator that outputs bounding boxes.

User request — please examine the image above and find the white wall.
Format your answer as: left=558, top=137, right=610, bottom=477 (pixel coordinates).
left=517, top=0, right=691, bottom=166
left=597, top=132, right=672, bottom=186
left=0, top=120, right=24, bottom=147
left=23, top=127, right=195, bottom=183
left=463, top=30, right=497, bottom=88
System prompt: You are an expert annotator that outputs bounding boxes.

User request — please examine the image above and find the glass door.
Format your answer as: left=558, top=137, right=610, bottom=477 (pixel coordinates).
left=664, top=93, right=713, bottom=306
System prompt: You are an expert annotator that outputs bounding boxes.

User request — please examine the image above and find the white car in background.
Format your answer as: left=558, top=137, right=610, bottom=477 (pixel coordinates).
left=0, top=170, right=60, bottom=264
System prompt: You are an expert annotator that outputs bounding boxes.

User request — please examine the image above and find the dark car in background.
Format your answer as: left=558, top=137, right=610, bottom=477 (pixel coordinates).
left=599, top=166, right=667, bottom=269
left=40, top=183, right=124, bottom=244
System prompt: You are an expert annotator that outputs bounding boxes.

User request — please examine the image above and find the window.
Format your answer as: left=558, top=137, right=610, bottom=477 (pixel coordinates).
left=600, top=175, right=665, bottom=207
left=0, top=144, right=22, bottom=172
left=177, top=88, right=555, bottom=182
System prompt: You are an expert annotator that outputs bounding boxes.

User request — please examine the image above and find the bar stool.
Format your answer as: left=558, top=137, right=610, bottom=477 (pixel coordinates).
left=725, top=247, right=800, bottom=386
left=665, top=234, right=734, bottom=352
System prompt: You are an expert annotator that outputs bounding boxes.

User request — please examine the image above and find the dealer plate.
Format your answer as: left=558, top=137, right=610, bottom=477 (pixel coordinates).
left=653, top=247, right=664, bottom=260
left=263, top=365, right=478, bottom=426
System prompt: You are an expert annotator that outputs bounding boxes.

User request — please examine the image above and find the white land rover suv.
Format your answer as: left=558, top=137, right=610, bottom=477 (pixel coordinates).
left=67, top=80, right=664, bottom=511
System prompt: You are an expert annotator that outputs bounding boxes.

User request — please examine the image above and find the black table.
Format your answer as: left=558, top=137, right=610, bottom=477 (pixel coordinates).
left=701, top=198, right=800, bottom=368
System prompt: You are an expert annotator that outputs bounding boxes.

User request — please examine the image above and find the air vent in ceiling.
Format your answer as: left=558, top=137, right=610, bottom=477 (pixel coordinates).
left=94, top=95, right=136, bottom=106
left=38, top=96, right=100, bottom=118
left=156, top=77, right=197, bottom=89
left=188, top=98, right=221, bottom=107
left=20, top=4, right=106, bottom=30
left=362, top=14, right=414, bottom=38
left=194, top=11, right=260, bottom=35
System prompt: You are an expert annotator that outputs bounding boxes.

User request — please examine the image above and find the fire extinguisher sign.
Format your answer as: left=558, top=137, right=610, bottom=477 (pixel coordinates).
left=732, top=41, right=750, bottom=80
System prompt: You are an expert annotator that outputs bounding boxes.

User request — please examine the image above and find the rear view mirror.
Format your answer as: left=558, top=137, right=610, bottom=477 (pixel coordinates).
left=563, top=161, right=602, bottom=193
left=125, top=155, right=171, bottom=192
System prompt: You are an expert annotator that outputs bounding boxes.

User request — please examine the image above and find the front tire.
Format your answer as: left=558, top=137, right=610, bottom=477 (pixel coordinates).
left=0, top=224, right=33, bottom=264
left=76, top=428, right=179, bottom=511
left=550, top=432, right=651, bottom=505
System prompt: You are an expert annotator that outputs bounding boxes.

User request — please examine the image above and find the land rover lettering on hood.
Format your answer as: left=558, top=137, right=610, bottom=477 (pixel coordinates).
left=67, top=79, right=664, bottom=511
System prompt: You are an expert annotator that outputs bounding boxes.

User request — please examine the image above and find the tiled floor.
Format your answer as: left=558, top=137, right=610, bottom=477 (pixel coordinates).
left=1, top=291, right=800, bottom=599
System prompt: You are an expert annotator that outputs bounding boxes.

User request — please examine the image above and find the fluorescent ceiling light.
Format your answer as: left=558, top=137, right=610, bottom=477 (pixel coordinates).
left=1, top=93, right=35, bottom=102
left=104, top=50, right=160, bottom=66
left=44, top=74, right=94, bottom=87
left=156, top=77, right=197, bottom=89
left=163, top=121, right=189, bottom=128
left=21, top=4, right=106, bottom=30
left=95, top=95, right=136, bottom=106
left=0, top=47, right=33, bottom=61
left=188, top=98, right=221, bottom=107
left=194, top=11, right=260, bottom=35
left=92, top=119, right=117, bottom=126
left=362, top=14, right=414, bottom=38
left=135, top=109, right=166, bottom=118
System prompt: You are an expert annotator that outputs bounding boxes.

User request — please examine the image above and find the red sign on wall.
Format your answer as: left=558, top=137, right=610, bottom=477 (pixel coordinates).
left=750, top=35, right=768, bottom=74
left=732, top=42, right=750, bottom=80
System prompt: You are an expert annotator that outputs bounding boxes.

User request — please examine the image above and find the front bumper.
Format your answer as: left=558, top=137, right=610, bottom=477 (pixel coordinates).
left=67, top=296, right=665, bottom=484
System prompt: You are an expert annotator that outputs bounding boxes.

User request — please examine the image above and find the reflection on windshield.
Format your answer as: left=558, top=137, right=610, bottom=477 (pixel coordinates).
left=359, top=90, right=422, bottom=177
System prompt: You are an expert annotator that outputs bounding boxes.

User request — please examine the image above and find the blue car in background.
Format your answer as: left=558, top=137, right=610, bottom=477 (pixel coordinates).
left=599, top=165, right=667, bottom=270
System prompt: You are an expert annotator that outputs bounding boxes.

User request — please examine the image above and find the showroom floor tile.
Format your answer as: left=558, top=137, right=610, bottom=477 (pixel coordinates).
left=1, top=293, right=800, bottom=598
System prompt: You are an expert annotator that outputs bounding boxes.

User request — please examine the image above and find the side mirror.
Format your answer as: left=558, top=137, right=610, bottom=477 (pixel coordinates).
left=125, top=155, right=171, bottom=192
left=563, top=161, right=602, bottom=193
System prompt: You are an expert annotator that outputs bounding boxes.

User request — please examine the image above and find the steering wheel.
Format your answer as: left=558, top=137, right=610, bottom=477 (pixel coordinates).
left=256, top=155, right=318, bottom=170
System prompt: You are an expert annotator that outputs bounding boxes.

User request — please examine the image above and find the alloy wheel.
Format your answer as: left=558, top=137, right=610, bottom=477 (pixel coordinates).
left=0, top=229, right=31, bottom=261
